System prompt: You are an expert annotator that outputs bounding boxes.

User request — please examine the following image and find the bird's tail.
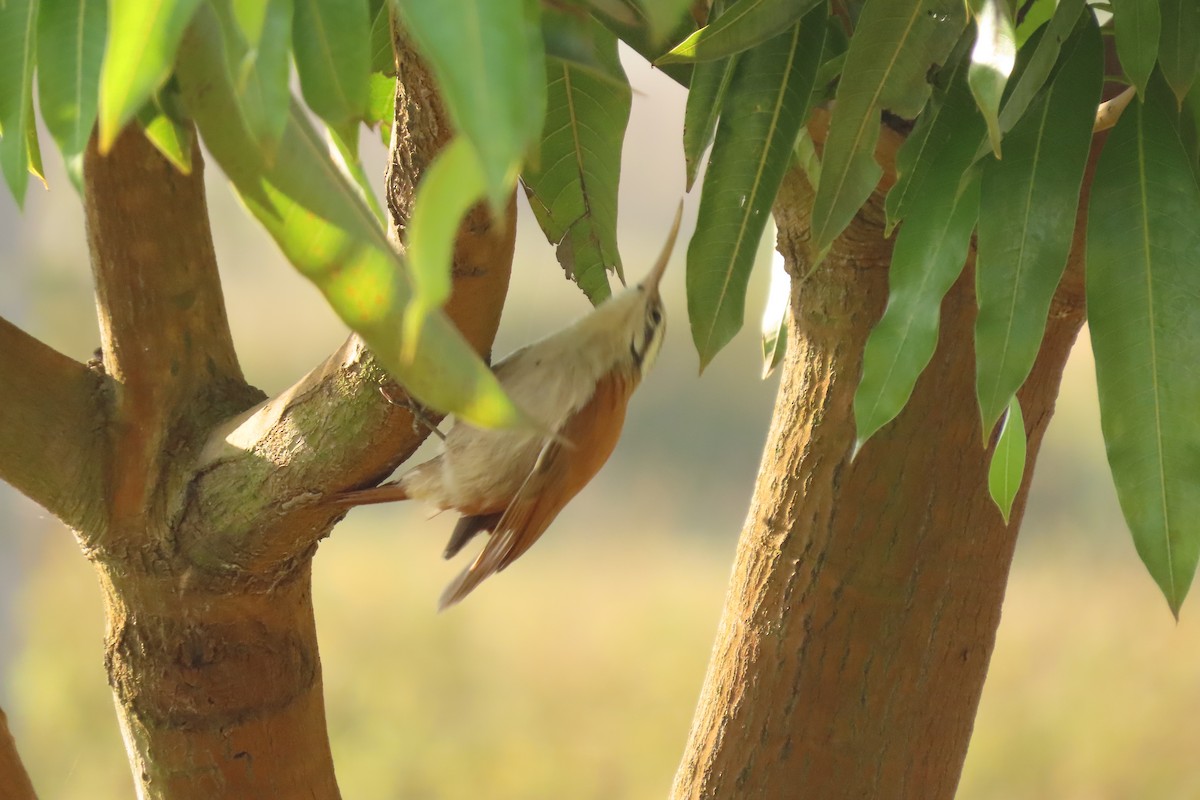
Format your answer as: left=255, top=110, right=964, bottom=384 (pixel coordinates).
left=332, top=481, right=410, bottom=506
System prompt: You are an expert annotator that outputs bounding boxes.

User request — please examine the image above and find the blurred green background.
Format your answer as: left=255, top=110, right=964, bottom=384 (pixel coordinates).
left=2, top=58, right=1199, bottom=800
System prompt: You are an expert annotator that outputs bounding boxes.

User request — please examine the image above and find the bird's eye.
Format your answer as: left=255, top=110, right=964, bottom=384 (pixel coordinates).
left=649, top=307, right=663, bottom=325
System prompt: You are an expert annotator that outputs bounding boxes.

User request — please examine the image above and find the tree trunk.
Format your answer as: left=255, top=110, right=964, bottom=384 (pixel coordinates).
left=0, top=39, right=514, bottom=797
left=672, top=126, right=1093, bottom=797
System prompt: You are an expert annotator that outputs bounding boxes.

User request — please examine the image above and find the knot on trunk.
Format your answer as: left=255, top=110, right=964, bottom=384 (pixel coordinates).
left=106, top=615, right=317, bottom=731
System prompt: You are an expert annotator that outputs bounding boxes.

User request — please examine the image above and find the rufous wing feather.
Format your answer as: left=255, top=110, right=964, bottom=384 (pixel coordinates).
left=438, top=370, right=635, bottom=609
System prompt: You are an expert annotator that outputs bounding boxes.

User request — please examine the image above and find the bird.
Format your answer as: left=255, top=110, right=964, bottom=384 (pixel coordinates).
left=337, top=205, right=682, bottom=609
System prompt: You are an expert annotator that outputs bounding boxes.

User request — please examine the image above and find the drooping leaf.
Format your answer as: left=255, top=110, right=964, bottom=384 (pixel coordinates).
left=792, top=126, right=821, bottom=187
left=658, top=0, right=822, bottom=64
left=688, top=7, right=826, bottom=369
left=137, top=95, right=193, bottom=173
left=971, top=0, right=1085, bottom=163
left=292, top=0, right=369, bottom=153
left=681, top=0, right=734, bottom=191
left=987, top=397, right=1026, bottom=523
left=98, top=0, right=203, bottom=150
left=808, top=0, right=964, bottom=260
left=1087, top=75, right=1200, bottom=616
left=856, top=39, right=983, bottom=447
left=523, top=23, right=630, bottom=305
left=327, top=125, right=384, bottom=223
left=1160, top=0, right=1200, bottom=106
left=683, top=53, right=738, bottom=190
left=25, top=103, right=44, bottom=188
left=368, top=0, right=394, bottom=75
left=36, top=0, right=105, bottom=189
left=0, top=0, right=39, bottom=206
left=967, top=0, right=1016, bottom=157
left=176, top=4, right=525, bottom=430
left=591, top=0, right=694, bottom=86
left=636, top=0, right=694, bottom=44
left=853, top=168, right=980, bottom=451
left=1111, top=0, right=1161, bottom=97
left=884, top=32, right=973, bottom=234
left=404, top=135, right=487, bottom=358
left=367, top=71, right=396, bottom=143
left=1014, top=0, right=1054, bottom=46
left=974, top=15, right=1101, bottom=435
left=541, top=2, right=625, bottom=83
left=225, top=0, right=293, bottom=156
left=760, top=235, right=788, bottom=379
left=395, top=0, right=546, bottom=209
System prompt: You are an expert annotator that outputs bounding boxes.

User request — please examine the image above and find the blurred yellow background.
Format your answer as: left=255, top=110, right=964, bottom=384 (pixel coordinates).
left=2, top=57, right=1198, bottom=800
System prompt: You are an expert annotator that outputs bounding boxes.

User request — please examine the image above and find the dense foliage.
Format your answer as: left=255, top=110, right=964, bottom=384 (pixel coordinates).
left=2, top=0, right=1199, bottom=613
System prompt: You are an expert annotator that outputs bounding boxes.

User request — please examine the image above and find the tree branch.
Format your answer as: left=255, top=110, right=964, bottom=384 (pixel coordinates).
left=83, top=128, right=245, bottom=529
left=178, top=38, right=515, bottom=575
left=0, top=706, right=37, bottom=800
left=0, top=316, right=107, bottom=531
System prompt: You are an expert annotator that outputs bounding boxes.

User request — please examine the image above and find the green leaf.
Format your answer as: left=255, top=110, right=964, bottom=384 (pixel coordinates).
left=688, top=7, right=826, bottom=369
left=0, top=0, right=38, bottom=206
left=967, top=0, right=1016, bottom=157
left=792, top=126, right=821, bottom=187
left=396, top=0, right=546, bottom=209
left=26, top=104, right=45, bottom=189
left=637, top=0, right=694, bottom=44
left=853, top=169, right=980, bottom=451
left=971, top=0, right=1085, bottom=163
left=1160, top=0, right=1200, bottom=106
left=808, top=0, right=964, bottom=260
left=682, top=54, right=738, bottom=190
left=292, top=0, right=370, bottom=143
left=225, top=0, right=293, bottom=156
left=366, top=71, right=396, bottom=142
left=1087, top=75, right=1200, bottom=616
left=541, top=2, right=626, bottom=83
left=176, top=4, right=525, bottom=430
left=658, top=0, right=822, bottom=64
left=857, top=39, right=983, bottom=447
left=1014, top=0, right=1054, bottom=46
left=36, top=0, right=105, bottom=187
left=328, top=125, right=384, bottom=223
left=137, top=96, right=194, bottom=173
left=368, top=0, right=394, bottom=75
left=759, top=236, right=788, bottom=379
left=522, top=23, right=630, bottom=305
left=680, top=0, right=734, bottom=191
left=591, top=0, right=694, bottom=86
left=974, top=15, right=1101, bottom=435
left=1112, top=0, right=1161, bottom=97
left=404, top=135, right=487, bottom=358
left=98, top=0, right=202, bottom=150
left=987, top=397, right=1026, bottom=523
left=884, top=31, right=973, bottom=235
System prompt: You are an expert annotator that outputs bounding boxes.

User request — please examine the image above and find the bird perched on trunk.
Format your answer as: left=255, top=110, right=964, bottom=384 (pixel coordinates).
left=337, top=206, right=682, bottom=608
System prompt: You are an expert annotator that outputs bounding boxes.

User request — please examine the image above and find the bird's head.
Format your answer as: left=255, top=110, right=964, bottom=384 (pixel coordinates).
left=622, top=203, right=682, bottom=377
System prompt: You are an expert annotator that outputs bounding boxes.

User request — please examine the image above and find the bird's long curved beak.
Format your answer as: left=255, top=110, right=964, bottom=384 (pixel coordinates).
left=643, top=202, right=683, bottom=293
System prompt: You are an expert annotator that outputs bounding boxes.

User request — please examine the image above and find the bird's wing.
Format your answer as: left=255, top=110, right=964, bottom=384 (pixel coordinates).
left=437, top=370, right=634, bottom=609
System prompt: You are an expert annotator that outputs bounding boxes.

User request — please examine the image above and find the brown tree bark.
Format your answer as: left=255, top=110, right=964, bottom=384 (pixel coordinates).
left=672, top=121, right=1096, bottom=798
left=0, top=707, right=36, bottom=800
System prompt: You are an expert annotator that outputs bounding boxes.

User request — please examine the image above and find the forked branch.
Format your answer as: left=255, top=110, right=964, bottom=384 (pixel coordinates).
left=0, top=316, right=107, bottom=531
left=180, top=37, right=515, bottom=573
left=83, top=128, right=243, bottom=529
